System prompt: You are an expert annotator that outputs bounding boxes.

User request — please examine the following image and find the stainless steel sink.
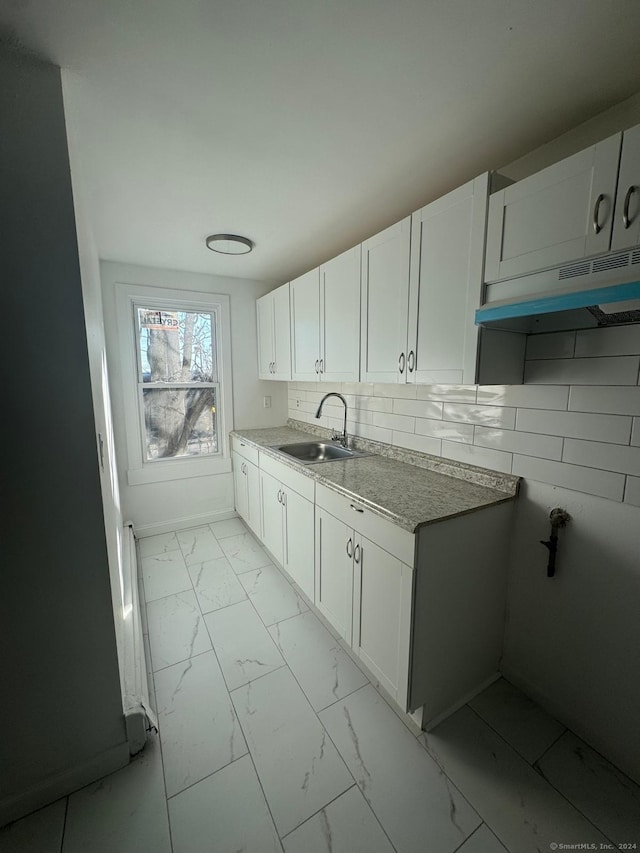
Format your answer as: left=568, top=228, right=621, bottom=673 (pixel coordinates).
left=277, top=442, right=361, bottom=463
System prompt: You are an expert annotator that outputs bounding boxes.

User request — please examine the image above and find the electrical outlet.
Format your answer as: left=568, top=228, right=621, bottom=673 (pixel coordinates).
left=263, top=396, right=272, bottom=409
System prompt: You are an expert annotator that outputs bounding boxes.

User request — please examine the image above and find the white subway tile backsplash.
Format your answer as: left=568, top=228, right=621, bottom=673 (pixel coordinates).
left=371, top=411, right=415, bottom=433
left=477, top=384, right=569, bottom=410
left=352, top=422, right=393, bottom=444
left=353, top=396, right=393, bottom=414
left=575, top=325, right=640, bottom=357
left=624, top=476, right=640, bottom=507
left=568, top=386, right=640, bottom=416
left=392, top=398, right=444, bottom=419
left=441, top=440, right=513, bottom=474
left=415, top=384, right=477, bottom=403
left=443, top=403, right=516, bottom=429
left=373, top=383, right=417, bottom=399
left=526, top=331, right=576, bottom=360
left=562, top=439, right=640, bottom=476
left=415, top=418, right=474, bottom=443
left=632, top=418, right=640, bottom=447
left=516, top=409, right=632, bottom=444
left=524, top=356, right=640, bottom=386
left=392, top=430, right=442, bottom=457
left=474, top=427, right=563, bottom=461
left=511, top=455, right=625, bottom=501
left=342, top=382, right=375, bottom=396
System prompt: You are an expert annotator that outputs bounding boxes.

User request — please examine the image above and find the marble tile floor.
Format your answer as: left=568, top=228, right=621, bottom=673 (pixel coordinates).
left=2, top=518, right=639, bottom=853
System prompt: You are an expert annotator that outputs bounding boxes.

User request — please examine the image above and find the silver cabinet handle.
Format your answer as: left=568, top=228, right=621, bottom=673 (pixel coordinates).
left=350, top=503, right=364, bottom=513
left=320, top=358, right=324, bottom=373
left=354, top=543, right=361, bottom=564
left=272, top=361, right=276, bottom=374
left=315, top=359, right=319, bottom=374
left=346, top=537, right=353, bottom=558
left=623, top=185, right=637, bottom=229
left=407, top=350, right=415, bottom=372
left=282, top=491, right=286, bottom=506
left=593, top=193, right=605, bottom=234
left=398, top=352, right=406, bottom=374
left=277, top=489, right=282, bottom=503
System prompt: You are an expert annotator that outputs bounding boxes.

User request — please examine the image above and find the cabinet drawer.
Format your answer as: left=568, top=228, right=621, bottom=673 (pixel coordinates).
left=231, top=436, right=259, bottom=466
left=316, top=483, right=414, bottom=565
left=259, top=451, right=315, bottom=502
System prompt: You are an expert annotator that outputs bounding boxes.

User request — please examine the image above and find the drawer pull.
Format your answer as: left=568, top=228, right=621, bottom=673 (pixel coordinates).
left=315, top=359, right=319, bottom=374
left=623, top=185, right=637, bottom=229
left=354, top=543, right=361, bottom=564
left=350, top=504, right=364, bottom=513
left=398, top=352, right=406, bottom=374
left=593, top=193, right=605, bottom=234
left=277, top=489, right=282, bottom=504
left=346, top=537, right=353, bottom=558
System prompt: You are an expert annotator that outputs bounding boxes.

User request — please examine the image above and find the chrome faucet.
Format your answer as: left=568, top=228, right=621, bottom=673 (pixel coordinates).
left=315, top=392, right=348, bottom=447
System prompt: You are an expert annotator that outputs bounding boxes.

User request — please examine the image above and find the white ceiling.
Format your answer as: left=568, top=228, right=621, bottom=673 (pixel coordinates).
left=3, top=0, right=640, bottom=283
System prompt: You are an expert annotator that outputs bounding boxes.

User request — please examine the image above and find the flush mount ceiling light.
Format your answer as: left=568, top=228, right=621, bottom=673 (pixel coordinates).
left=205, top=234, right=254, bottom=255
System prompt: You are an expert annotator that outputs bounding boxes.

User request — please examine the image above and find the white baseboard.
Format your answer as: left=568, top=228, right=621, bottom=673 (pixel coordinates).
left=0, top=740, right=129, bottom=828
left=135, top=509, right=238, bottom=538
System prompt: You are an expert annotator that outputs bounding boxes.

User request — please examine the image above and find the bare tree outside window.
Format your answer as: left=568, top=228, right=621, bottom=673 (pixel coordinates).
left=137, top=308, right=220, bottom=460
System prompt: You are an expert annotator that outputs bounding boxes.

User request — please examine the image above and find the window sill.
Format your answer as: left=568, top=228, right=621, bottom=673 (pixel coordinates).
left=127, top=455, right=232, bottom=486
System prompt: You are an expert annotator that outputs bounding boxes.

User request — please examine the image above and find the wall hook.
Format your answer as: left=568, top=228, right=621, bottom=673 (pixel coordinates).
left=540, top=507, right=570, bottom=578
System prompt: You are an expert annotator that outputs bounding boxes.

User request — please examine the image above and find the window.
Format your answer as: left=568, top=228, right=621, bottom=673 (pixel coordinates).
left=114, top=282, right=233, bottom=486
left=136, top=307, right=219, bottom=461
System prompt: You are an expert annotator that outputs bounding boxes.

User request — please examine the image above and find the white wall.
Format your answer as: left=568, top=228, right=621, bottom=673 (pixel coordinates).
left=0, top=50, right=127, bottom=825
left=287, top=322, right=640, bottom=783
left=101, top=261, right=287, bottom=534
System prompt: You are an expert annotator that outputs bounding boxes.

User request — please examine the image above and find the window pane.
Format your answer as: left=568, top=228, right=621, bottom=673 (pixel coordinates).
left=143, top=387, right=218, bottom=459
left=138, top=308, right=216, bottom=383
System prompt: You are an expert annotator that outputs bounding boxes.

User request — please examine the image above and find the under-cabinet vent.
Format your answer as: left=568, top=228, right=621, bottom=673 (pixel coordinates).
left=558, top=261, right=590, bottom=280
left=592, top=252, right=630, bottom=273
left=632, top=248, right=640, bottom=265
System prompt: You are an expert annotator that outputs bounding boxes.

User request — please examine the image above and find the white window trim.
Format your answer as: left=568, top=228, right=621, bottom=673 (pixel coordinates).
left=115, top=282, right=234, bottom=485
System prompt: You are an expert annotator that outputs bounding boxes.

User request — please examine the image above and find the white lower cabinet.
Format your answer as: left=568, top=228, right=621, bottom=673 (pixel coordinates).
left=352, top=535, right=413, bottom=705
left=232, top=449, right=261, bottom=538
left=234, top=439, right=514, bottom=728
left=315, top=509, right=354, bottom=644
left=259, top=454, right=315, bottom=601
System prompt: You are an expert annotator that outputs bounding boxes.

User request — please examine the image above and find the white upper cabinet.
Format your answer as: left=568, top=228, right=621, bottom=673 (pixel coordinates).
left=408, top=174, right=489, bottom=385
left=256, top=283, right=291, bottom=380
left=256, top=293, right=274, bottom=379
left=612, top=123, right=640, bottom=251
left=320, top=245, right=361, bottom=382
left=360, top=218, right=411, bottom=383
left=485, top=132, right=622, bottom=283
left=290, top=268, right=321, bottom=381
left=290, top=249, right=361, bottom=382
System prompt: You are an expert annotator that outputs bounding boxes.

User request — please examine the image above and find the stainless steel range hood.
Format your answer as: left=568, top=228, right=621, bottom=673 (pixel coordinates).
left=476, top=247, right=640, bottom=333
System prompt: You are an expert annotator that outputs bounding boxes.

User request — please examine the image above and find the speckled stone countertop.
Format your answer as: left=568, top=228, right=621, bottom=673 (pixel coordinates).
left=231, top=423, right=519, bottom=533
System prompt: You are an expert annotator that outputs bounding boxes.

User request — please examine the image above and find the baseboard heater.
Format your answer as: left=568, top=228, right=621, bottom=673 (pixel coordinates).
left=122, top=522, right=156, bottom=753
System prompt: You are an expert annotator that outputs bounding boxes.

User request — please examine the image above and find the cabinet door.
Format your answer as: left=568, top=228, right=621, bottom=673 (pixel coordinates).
left=315, top=509, right=353, bottom=643
left=360, top=218, right=411, bottom=383
left=352, top=536, right=413, bottom=709
left=283, top=488, right=315, bottom=602
left=612, top=124, right=640, bottom=251
left=256, top=293, right=274, bottom=380
left=290, top=268, right=320, bottom=381
left=232, top=452, right=249, bottom=522
left=272, top=283, right=292, bottom=380
left=485, top=133, right=621, bottom=282
left=320, top=246, right=361, bottom=382
left=245, top=458, right=262, bottom=539
left=408, top=175, right=488, bottom=385
left=260, top=470, right=284, bottom=565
